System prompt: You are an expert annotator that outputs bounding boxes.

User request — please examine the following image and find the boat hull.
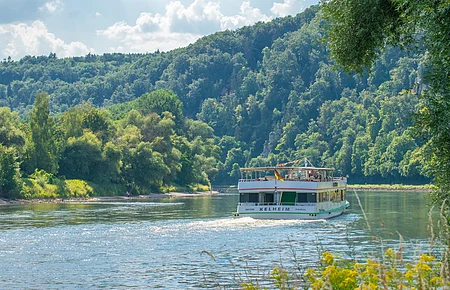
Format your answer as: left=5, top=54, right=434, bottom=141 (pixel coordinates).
left=234, top=201, right=349, bottom=220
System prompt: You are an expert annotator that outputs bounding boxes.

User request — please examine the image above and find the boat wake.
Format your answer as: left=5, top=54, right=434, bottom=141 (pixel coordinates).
left=147, top=217, right=325, bottom=234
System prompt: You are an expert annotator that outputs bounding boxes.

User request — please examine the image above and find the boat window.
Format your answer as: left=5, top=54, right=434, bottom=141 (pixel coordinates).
left=307, top=193, right=316, bottom=203
left=248, top=193, right=259, bottom=202
left=239, top=193, right=248, bottom=203
left=297, top=193, right=308, bottom=203
left=264, top=193, right=274, bottom=203
left=239, top=193, right=259, bottom=203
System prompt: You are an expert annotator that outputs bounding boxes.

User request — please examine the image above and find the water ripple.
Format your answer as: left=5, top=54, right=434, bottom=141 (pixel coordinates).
left=0, top=191, right=436, bottom=289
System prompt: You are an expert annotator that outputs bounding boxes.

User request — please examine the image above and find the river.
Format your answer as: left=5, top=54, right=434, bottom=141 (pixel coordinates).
left=0, top=190, right=437, bottom=289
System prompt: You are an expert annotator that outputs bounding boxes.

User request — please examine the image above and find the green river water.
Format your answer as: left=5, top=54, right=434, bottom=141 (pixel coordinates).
left=0, top=190, right=437, bottom=288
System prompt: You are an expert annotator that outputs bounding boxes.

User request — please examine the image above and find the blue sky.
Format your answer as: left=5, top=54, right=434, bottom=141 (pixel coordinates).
left=0, top=0, right=318, bottom=60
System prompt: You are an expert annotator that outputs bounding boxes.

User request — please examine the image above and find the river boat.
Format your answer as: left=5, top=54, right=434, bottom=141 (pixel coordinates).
left=234, top=161, right=349, bottom=219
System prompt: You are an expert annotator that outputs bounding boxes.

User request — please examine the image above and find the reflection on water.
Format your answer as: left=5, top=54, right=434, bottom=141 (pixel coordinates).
left=0, top=191, right=436, bottom=288
left=347, top=190, right=436, bottom=240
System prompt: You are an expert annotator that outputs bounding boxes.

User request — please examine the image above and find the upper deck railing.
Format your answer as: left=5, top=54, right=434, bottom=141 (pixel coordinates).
left=238, top=176, right=346, bottom=183
left=239, top=166, right=341, bottom=182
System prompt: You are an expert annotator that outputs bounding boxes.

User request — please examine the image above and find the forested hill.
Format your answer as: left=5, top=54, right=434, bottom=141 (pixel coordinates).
left=0, top=5, right=429, bottom=193
left=0, top=7, right=317, bottom=116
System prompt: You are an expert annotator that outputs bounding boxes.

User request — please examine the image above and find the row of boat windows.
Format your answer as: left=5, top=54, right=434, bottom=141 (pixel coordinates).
left=241, top=176, right=339, bottom=182
left=240, top=170, right=337, bottom=182
left=239, top=191, right=345, bottom=204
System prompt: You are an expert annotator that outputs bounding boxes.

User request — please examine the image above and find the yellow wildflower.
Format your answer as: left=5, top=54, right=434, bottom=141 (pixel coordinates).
left=322, top=251, right=334, bottom=265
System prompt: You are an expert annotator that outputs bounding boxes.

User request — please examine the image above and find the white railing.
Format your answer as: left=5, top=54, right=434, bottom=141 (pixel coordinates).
left=239, top=177, right=345, bottom=182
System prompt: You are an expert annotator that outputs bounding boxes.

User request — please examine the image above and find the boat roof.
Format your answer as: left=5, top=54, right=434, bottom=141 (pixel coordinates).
left=240, top=166, right=335, bottom=172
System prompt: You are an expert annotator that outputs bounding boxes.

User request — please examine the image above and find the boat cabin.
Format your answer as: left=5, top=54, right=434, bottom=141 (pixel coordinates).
left=238, top=166, right=346, bottom=206
left=235, top=162, right=349, bottom=219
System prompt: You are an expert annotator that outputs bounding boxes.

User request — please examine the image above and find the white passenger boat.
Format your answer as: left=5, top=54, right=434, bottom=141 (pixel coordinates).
left=234, top=162, right=349, bottom=219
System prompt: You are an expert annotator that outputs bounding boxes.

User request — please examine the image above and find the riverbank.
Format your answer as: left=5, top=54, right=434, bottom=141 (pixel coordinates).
left=1, top=184, right=433, bottom=206
left=0, top=191, right=220, bottom=205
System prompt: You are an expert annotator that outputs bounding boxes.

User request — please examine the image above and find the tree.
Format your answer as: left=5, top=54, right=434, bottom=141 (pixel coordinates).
left=0, top=107, right=26, bottom=149
left=135, top=90, right=183, bottom=128
left=224, top=148, right=245, bottom=175
left=58, top=130, right=103, bottom=180
left=59, top=105, right=85, bottom=139
left=25, top=92, right=59, bottom=174
left=351, top=134, right=371, bottom=180
left=0, top=145, right=22, bottom=198
left=121, top=142, right=169, bottom=193
left=81, top=107, right=114, bottom=143
left=322, top=0, right=406, bottom=73
left=322, top=0, right=450, bottom=216
left=150, top=112, right=182, bottom=184
left=101, top=142, right=122, bottom=182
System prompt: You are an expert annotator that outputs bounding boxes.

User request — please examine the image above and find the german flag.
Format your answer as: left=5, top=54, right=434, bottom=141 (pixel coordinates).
left=274, top=170, right=284, bottom=181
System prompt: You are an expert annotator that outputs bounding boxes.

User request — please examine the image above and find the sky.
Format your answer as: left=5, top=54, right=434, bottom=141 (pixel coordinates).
left=0, top=0, right=318, bottom=60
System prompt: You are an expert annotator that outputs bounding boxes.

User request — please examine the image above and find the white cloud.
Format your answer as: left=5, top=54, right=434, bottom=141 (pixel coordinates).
left=39, top=0, right=63, bottom=14
left=222, top=1, right=271, bottom=29
left=167, top=0, right=222, bottom=34
left=136, top=13, right=165, bottom=33
left=0, top=20, right=94, bottom=59
left=97, top=0, right=271, bottom=54
left=96, top=12, right=102, bottom=17
left=98, top=21, right=136, bottom=41
left=271, top=0, right=311, bottom=17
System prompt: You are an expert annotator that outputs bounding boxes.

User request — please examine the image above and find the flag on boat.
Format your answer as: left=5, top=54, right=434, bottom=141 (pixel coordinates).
left=274, top=170, right=284, bottom=181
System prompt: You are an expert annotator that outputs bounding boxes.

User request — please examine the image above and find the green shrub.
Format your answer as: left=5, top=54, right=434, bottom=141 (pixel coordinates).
left=65, top=179, right=93, bottom=198
left=22, top=171, right=60, bottom=199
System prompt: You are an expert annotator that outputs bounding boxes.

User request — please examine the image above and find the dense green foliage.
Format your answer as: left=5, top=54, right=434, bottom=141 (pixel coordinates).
left=322, top=0, right=450, bottom=218
left=0, top=89, right=220, bottom=198
left=0, top=144, right=22, bottom=198
left=0, top=5, right=433, bottom=198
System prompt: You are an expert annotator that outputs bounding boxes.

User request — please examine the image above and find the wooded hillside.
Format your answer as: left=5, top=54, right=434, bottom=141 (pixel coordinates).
left=0, top=6, right=429, bottom=198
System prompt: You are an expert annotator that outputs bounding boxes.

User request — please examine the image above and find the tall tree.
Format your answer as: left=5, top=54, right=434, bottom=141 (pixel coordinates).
left=58, top=130, right=103, bottom=180
left=0, top=107, right=26, bottom=149
left=121, top=142, right=169, bottom=193
left=25, top=92, right=59, bottom=174
left=0, top=145, right=22, bottom=198
left=322, top=0, right=450, bottom=217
